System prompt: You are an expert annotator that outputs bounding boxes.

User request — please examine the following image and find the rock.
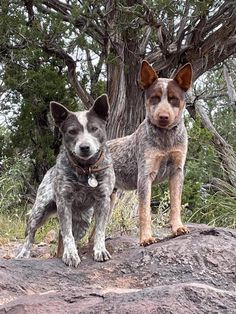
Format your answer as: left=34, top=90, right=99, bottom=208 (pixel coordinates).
left=0, top=224, right=236, bottom=313
left=43, top=230, right=57, bottom=244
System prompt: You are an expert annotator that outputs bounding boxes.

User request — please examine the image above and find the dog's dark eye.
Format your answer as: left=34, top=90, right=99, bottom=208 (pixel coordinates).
left=150, top=95, right=161, bottom=105
left=91, top=126, right=98, bottom=132
left=169, top=97, right=180, bottom=107
left=68, top=129, right=78, bottom=135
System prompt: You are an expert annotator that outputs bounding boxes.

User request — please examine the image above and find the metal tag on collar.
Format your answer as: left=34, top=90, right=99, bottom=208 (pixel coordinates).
left=88, top=174, right=98, bottom=188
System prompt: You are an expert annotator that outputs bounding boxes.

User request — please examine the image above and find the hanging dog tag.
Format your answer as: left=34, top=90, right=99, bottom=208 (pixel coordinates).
left=88, top=174, right=98, bottom=188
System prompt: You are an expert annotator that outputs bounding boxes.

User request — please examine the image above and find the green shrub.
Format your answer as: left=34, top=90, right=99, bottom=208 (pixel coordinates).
left=0, top=155, right=30, bottom=215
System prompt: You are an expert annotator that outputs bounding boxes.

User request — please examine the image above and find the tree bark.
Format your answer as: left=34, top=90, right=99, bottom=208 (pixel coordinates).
left=223, top=65, right=236, bottom=111
left=106, top=40, right=145, bottom=139
left=105, top=1, right=145, bottom=139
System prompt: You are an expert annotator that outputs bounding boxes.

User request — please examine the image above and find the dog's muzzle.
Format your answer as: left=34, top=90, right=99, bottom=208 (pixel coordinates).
left=78, top=143, right=93, bottom=159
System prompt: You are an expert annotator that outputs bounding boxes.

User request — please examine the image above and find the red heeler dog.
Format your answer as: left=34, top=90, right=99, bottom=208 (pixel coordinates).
left=107, top=61, right=193, bottom=246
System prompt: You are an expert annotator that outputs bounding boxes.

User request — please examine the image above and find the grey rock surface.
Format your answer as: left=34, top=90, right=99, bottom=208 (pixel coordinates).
left=0, top=224, right=236, bottom=313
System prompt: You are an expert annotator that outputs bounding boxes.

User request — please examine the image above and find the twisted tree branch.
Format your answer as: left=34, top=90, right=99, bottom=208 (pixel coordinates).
left=43, top=45, right=94, bottom=108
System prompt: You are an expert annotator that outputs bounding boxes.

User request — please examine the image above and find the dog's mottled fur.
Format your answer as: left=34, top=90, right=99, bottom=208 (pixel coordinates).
left=17, top=95, right=115, bottom=267
left=108, top=61, right=193, bottom=246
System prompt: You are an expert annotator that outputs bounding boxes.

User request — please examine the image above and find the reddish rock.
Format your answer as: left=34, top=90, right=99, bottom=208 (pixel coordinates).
left=0, top=224, right=235, bottom=313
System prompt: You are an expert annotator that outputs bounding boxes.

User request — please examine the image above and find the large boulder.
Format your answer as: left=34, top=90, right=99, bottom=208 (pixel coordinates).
left=0, top=224, right=235, bottom=313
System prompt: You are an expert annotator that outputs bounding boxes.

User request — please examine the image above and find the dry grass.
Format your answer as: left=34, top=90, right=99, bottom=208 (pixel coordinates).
left=107, top=191, right=139, bottom=237
left=2, top=182, right=235, bottom=249
left=0, top=212, right=59, bottom=246
left=0, top=213, right=25, bottom=244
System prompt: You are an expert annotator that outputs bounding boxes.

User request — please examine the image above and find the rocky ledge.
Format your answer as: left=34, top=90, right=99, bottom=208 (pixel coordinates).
left=0, top=224, right=236, bottom=313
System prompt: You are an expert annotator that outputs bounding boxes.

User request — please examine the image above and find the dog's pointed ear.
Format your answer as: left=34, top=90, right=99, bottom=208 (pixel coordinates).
left=139, top=60, right=158, bottom=89
left=50, top=101, right=69, bottom=126
left=90, top=94, right=110, bottom=121
left=174, top=63, right=193, bottom=92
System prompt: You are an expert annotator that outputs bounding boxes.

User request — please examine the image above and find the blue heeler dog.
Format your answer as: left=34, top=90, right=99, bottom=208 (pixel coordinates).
left=16, top=95, right=115, bottom=267
left=107, top=61, right=193, bottom=246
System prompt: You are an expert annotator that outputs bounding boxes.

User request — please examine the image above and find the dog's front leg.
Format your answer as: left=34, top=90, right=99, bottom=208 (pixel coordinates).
left=138, top=174, right=156, bottom=246
left=88, top=189, right=117, bottom=244
left=169, top=151, right=189, bottom=236
left=56, top=194, right=81, bottom=267
left=93, top=196, right=111, bottom=262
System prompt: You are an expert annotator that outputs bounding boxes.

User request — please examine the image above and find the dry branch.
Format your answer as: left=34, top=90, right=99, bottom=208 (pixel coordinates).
left=223, top=65, right=236, bottom=111
left=43, top=45, right=94, bottom=108
left=187, top=98, right=236, bottom=188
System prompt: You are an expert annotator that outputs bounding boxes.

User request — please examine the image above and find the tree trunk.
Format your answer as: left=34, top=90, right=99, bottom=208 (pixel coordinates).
left=107, top=43, right=145, bottom=139
left=106, top=1, right=145, bottom=139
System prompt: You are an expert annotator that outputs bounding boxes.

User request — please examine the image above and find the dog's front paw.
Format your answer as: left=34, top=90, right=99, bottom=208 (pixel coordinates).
left=94, top=248, right=111, bottom=262
left=62, top=247, right=81, bottom=267
left=171, top=223, right=189, bottom=236
left=140, top=236, right=157, bottom=247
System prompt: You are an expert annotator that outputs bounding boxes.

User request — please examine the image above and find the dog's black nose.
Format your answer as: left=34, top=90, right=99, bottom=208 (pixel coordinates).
left=79, top=143, right=90, bottom=152
left=159, top=114, right=169, bottom=121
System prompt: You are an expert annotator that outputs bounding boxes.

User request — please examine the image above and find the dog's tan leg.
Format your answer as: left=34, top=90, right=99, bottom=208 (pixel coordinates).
left=138, top=176, right=156, bottom=246
left=169, top=151, right=189, bottom=236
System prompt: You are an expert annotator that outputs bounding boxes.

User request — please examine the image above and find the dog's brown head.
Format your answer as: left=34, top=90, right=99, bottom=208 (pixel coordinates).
left=140, top=61, right=192, bottom=129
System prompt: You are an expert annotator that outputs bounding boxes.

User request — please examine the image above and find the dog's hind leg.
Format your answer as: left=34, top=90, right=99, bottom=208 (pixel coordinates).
left=88, top=189, right=117, bottom=244
left=56, top=206, right=92, bottom=264
left=73, top=207, right=94, bottom=242
left=57, top=206, right=94, bottom=258
left=16, top=169, right=56, bottom=259
left=16, top=200, right=56, bottom=258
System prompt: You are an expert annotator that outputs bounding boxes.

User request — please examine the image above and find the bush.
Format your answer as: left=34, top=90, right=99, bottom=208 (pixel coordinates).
left=0, top=155, right=30, bottom=215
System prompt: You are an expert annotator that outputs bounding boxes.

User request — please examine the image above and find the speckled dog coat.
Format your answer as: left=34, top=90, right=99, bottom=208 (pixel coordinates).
left=107, top=62, right=193, bottom=246
left=17, top=95, right=115, bottom=267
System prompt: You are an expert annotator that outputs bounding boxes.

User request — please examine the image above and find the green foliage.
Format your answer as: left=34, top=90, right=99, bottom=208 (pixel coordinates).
left=0, top=129, right=59, bottom=242
left=91, top=80, right=106, bottom=98
left=186, top=184, right=236, bottom=229
left=0, top=214, right=25, bottom=243
left=0, top=0, right=79, bottom=183
left=0, top=155, right=30, bottom=215
left=151, top=190, right=170, bottom=228
left=1, top=54, right=77, bottom=182
left=183, top=117, right=216, bottom=210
